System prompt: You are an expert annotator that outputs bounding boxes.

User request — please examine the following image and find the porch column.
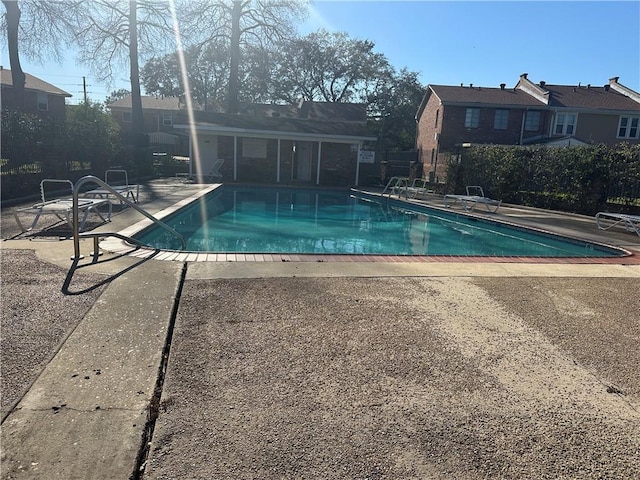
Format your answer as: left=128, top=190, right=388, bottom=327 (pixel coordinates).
left=233, top=136, right=238, bottom=181
left=355, top=143, right=361, bottom=186
left=316, top=141, right=322, bottom=185
left=277, top=139, right=281, bottom=183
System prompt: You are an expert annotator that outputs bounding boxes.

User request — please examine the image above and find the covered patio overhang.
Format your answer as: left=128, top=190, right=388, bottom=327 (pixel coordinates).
left=174, top=122, right=377, bottom=186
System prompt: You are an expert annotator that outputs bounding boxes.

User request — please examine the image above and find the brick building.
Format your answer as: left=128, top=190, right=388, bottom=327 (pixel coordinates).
left=1, top=68, right=71, bottom=122
left=415, top=74, right=640, bottom=182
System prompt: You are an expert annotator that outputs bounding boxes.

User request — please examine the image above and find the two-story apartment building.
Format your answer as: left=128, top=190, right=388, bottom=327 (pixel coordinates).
left=416, top=74, right=640, bottom=182
left=1, top=68, right=71, bottom=122
left=107, top=95, right=190, bottom=157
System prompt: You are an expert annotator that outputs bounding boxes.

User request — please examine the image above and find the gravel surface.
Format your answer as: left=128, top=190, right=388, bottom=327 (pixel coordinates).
left=145, top=276, right=640, bottom=480
left=0, top=250, right=107, bottom=418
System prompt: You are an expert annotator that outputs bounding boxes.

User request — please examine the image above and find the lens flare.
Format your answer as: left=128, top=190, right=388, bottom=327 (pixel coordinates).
left=168, top=0, right=210, bottom=235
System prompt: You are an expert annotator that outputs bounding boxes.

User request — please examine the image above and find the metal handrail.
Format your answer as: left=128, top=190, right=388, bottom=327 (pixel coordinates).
left=72, top=175, right=186, bottom=260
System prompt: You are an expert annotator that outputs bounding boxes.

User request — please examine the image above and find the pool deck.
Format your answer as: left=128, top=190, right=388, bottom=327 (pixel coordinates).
left=2, top=179, right=640, bottom=479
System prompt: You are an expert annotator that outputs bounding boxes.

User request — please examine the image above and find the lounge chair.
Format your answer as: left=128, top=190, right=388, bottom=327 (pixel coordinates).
left=444, top=185, right=502, bottom=213
left=405, top=178, right=434, bottom=199
left=207, top=158, right=224, bottom=181
left=84, top=169, right=139, bottom=204
left=13, top=179, right=112, bottom=233
left=381, top=176, right=410, bottom=197
left=189, top=158, right=224, bottom=183
left=595, top=212, right=640, bottom=236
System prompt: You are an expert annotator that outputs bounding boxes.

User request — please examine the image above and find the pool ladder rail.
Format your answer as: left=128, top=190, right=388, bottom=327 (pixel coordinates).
left=71, top=175, right=186, bottom=262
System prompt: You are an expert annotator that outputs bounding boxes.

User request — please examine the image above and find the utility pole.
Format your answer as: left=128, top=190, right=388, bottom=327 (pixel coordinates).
left=83, top=76, right=88, bottom=104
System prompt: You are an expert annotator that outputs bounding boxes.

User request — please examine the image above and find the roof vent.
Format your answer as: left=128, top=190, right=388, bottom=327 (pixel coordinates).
left=539, top=81, right=546, bottom=87
left=469, top=83, right=473, bottom=88
left=500, top=83, right=506, bottom=90
left=604, top=84, right=610, bottom=91
left=520, top=73, right=528, bottom=79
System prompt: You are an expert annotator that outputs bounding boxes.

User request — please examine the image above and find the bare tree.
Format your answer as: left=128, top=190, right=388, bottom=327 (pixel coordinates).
left=1, top=0, right=79, bottom=108
left=2, top=1, right=25, bottom=106
left=180, top=0, right=308, bottom=113
left=72, top=0, right=173, bottom=171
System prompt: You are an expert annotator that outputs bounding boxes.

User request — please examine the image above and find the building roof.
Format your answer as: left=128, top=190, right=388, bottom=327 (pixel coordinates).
left=429, top=84, right=545, bottom=107
left=108, top=95, right=183, bottom=111
left=543, top=84, right=640, bottom=111
left=417, top=75, right=640, bottom=120
left=109, top=96, right=369, bottom=123
left=0, top=69, right=71, bottom=97
left=178, top=110, right=376, bottom=142
left=242, top=101, right=367, bottom=122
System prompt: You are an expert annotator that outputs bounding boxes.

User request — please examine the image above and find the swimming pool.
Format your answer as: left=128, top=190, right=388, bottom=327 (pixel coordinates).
left=133, top=185, right=625, bottom=258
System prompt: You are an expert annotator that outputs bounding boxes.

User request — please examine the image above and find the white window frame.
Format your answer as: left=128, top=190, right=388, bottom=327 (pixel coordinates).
left=494, top=109, right=509, bottom=130
left=162, top=113, right=173, bottom=127
left=37, top=92, right=48, bottom=111
left=554, top=112, right=577, bottom=135
left=465, top=108, right=480, bottom=128
left=524, top=110, right=541, bottom=131
left=617, top=115, right=640, bottom=139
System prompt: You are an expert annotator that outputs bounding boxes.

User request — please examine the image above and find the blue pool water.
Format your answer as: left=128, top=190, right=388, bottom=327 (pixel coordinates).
left=135, top=186, right=624, bottom=257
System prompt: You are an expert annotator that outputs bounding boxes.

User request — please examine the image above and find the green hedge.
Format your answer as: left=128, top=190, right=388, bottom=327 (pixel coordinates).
left=445, top=143, right=640, bottom=215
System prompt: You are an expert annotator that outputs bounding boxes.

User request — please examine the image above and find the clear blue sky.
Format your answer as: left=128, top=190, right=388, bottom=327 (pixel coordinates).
left=12, top=1, right=640, bottom=104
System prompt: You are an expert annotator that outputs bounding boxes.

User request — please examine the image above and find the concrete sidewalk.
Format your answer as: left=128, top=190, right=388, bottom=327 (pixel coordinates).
left=144, top=275, right=640, bottom=479
left=1, top=258, right=183, bottom=479
left=1, top=181, right=640, bottom=479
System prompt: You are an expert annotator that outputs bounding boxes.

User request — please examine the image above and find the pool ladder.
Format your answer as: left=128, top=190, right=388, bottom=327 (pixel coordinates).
left=71, top=175, right=185, bottom=262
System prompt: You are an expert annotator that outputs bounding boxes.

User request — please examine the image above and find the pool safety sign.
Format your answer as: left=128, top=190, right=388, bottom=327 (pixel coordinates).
left=358, top=150, right=375, bottom=163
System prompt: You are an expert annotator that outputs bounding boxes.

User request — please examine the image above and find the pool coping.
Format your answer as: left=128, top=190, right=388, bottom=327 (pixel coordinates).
left=99, top=185, right=640, bottom=265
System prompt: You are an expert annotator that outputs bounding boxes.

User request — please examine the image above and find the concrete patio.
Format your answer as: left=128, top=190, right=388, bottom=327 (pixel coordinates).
left=2, top=178, right=639, bottom=479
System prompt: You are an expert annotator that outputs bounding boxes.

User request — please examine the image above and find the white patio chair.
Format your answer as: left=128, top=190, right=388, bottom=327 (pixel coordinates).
left=84, top=169, right=140, bottom=204
left=13, top=179, right=112, bottom=233
left=443, top=186, right=502, bottom=213
left=595, top=212, right=640, bottom=236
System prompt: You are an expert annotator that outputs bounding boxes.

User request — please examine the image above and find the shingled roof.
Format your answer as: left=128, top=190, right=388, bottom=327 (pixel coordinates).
left=108, top=95, right=183, bottom=111
left=543, top=84, right=640, bottom=111
left=417, top=74, right=640, bottom=119
left=1, top=69, right=71, bottom=97
left=428, top=84, right=545, bottom=107
left=187, top=110, right=375, bottom=140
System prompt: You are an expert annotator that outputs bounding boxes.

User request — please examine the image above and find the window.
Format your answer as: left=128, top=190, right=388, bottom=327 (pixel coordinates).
left=122, top=111, right=132, bottom=122
left=435, top=109, right=439, bottom=127
left=465, top=108, right=480, bottom=128
left=162, top=114, right=173, bottom=127
left=242, top=138, right=267, bottom=158
left=618, top=116, right=640, bottom=139
left=494, top=109, right=509, bottom=130
left=524, top=111, right=541, bottom=131
left=554, top=112, right=577, bottom=135
left=37, top=92, right=48, bottom=111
